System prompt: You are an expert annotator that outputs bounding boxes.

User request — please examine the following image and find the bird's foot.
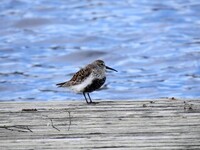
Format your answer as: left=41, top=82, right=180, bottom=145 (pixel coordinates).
left=88, top=101, right=99, bottom=105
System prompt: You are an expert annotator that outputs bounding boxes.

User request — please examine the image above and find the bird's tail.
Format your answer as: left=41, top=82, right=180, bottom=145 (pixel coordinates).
left=56, top=81, right=68, bottom=87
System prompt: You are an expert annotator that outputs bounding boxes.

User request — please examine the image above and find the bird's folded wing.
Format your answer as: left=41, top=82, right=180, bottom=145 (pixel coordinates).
left=69, top=67, right=92, bottom=86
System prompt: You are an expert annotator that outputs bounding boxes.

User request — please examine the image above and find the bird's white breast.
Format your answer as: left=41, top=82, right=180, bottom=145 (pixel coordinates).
left=69, top=74, right=94, bottom=93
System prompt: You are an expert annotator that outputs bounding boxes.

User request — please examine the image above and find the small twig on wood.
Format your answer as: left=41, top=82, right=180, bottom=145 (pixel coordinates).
left=0, top=125, right=32, bottom=133
left=50, top=118, right=60, bottom=131
left=0, top=126, right=26, bottom=132
left=26, top=126, right=33, bottom=132
left=13, top=125, right=33, bottom=132
left=67, top=111, right=72, bottom=131
left=41, top=114, right=60, bottom=131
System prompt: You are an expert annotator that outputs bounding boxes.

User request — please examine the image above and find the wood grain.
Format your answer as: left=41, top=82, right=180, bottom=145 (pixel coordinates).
left=0, top=99, right=200, bottom=150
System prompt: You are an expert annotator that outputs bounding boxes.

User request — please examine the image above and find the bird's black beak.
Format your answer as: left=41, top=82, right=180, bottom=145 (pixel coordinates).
left=106, top=66, right=118, bottom=72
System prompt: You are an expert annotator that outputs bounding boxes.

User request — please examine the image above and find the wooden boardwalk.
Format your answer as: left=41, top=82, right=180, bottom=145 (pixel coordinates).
left=0, top=99, right=200, bottom=150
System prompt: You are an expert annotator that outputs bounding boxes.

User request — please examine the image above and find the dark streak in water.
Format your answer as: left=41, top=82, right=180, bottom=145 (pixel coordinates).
left=51, top=51, right=107, bottom=63
left=14, top=18, right=52, bottom=28
left=0, top=72, right=30, bottom=77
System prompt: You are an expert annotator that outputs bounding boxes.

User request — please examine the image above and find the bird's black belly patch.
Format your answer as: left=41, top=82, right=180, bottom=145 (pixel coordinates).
left=84, top=77, right=106, bottom=92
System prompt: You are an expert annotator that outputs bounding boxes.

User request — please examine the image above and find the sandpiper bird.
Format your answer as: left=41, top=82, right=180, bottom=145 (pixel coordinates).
left=56, top=60, right=117, bottom=104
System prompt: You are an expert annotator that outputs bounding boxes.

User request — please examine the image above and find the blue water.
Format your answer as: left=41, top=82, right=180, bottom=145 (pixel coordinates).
left=0, top=0, right=200, bottom=101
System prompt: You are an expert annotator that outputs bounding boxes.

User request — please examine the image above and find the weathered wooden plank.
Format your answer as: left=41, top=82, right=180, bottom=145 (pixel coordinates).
left=0, top=99, right=200, bottom=150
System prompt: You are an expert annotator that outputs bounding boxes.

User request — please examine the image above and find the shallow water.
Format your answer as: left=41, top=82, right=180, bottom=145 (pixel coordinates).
left=0, top=0, right=200, bottom=101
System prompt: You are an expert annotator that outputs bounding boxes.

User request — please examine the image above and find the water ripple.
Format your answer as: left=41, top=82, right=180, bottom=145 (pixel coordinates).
left=0, top=0, right=200, bottom=101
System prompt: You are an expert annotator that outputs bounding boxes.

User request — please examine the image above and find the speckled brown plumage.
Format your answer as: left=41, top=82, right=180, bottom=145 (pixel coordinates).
left=57, top=66, right=91, bottom=87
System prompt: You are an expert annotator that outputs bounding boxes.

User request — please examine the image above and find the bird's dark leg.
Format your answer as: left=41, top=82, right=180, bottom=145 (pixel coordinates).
left=83, top=92, right=89, bottom=104
left=87, top=93, right=93, bottom=103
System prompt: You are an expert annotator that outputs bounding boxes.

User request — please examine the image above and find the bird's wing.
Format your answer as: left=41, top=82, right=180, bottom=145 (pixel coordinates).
left=56, top=66, right=92, bottom=87
left=69, top=66, right=92, bottom=86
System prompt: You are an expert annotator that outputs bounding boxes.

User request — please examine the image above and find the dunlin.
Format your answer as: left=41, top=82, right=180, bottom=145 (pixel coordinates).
left=56, top=60, right=117, bottom=104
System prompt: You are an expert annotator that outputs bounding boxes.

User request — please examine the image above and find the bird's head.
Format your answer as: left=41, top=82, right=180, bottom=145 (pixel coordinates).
left=94, top=60, right=117, bottom=72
